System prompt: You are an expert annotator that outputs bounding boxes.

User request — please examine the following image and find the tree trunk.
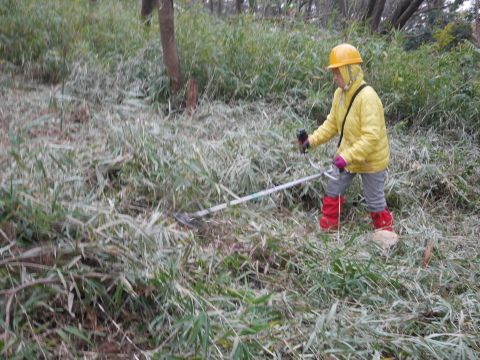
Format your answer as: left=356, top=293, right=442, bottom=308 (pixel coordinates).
left=476, top=0, right=480, bottom=47
left=141, top=0, right=158, bottom=26
left=364, top=0, right=375, bottom=21
left=306, top=0, right=313, bottom=17
left=370, top=0, right=386, bottom=31
left=336, top=0, right=347, bottom=18
left=218, top=0, right=223, bottom=16
left=333, top=0, right=347, bottom=27
left=387, top=0, right=411, bottom=27
left=158, top=0, right=183, bottom=95
left=387, top=0, right=425, bottom=31
left=248, top=0, right=257, bottom=13
left=236, top=0, right=244, bottom=14
left=393, top=0, right=424, bottom=30
left=186, top=78, right=198, bottom=115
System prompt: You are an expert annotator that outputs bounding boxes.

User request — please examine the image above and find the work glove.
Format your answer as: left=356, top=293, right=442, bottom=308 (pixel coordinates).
left=296, top=128, right=310, bottom=154
left=332, top=156, right=347, bottom=169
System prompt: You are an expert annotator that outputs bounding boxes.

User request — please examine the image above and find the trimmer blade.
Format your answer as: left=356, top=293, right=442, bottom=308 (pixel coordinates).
left=174, top=212, right=202, bottom=228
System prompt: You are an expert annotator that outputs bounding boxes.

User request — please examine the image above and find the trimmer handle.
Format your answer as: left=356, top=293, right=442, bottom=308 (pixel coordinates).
left=296, top=128, right=308, bottom=143
left=296, top=128, right=310, bottom=154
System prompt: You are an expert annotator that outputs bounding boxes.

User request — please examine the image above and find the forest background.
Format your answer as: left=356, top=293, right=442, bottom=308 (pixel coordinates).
left=0, top=0, right=479, bottom=359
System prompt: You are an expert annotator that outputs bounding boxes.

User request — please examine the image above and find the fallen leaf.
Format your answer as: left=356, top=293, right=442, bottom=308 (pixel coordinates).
left=423, top=242, right=432, bottom=268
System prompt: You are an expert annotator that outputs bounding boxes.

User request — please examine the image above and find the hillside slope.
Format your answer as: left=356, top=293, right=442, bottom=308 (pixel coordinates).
left=0, top=73, right=479, bottom=359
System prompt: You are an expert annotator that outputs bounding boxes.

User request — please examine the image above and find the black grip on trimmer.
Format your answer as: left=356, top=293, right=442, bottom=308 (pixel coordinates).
left=297, top=128, right=308, bottom=143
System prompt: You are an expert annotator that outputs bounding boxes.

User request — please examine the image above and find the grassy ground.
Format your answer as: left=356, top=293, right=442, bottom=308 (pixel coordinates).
left=0, top=72, right=479, bottom=359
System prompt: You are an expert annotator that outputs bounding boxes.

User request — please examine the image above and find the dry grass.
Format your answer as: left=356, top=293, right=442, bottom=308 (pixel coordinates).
left=0, top=72, right=479, bottom=359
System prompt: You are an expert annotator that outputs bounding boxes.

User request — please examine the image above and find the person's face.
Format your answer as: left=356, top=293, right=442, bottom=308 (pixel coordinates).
left=333, top=68, right=345, bottom=89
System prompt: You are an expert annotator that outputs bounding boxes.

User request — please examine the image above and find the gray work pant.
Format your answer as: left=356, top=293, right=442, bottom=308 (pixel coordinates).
left=325, top=168, right=387, bottom=213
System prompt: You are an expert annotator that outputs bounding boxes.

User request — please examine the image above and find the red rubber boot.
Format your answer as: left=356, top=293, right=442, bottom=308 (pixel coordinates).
left=370, top=209, right=394, bottom=232
left=319, top=196, right=344, bottom=231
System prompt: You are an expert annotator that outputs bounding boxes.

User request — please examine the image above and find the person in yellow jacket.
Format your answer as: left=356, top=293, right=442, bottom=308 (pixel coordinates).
left=298, top=43, right=395, bottom=232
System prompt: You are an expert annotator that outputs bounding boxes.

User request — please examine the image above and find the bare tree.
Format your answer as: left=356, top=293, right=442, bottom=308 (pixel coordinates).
left=364, top=0, right=376, bottom=20
left=248, top=0, right=257, bottom=13
left=236, top=0, right=244, bottom=14
left=218, top=0, right=223, bottom=15
left=158, top=0, right=184, bottom=95
left=476, top=0, right=480, bottom=47
left=140, top=0, right=183, bottom=95
left=364, top=0, right=387, bottom=31
left=386, top=0, right=425, bottom=30
left=186, top=78, right=198, bottom=115
left=306, top=0, right=314, bottom=16
left=141, top=0, right=158, bottom=26
left=336, top=0, right=347, bottom=18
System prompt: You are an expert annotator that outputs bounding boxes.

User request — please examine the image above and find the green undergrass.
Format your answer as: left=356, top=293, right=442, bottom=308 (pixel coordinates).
left=1, top=0, right=479, bottom=135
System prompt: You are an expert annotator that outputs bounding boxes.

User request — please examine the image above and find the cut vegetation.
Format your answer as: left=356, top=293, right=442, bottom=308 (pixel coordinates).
left=0, top=0, right=479, bottom=359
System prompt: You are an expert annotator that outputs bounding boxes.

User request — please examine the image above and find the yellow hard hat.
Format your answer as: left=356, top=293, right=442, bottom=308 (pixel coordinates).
left=326, top=44, right=363, bottom=70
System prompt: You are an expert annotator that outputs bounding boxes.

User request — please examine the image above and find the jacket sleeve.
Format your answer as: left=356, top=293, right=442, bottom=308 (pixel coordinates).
left=308, top=91, right=341, bottom=148
left=339, top=94, right=383, bottom=164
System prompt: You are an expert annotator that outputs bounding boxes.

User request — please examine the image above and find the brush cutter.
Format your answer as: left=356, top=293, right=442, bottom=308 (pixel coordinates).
left=174, top=154, right=336, bottom=228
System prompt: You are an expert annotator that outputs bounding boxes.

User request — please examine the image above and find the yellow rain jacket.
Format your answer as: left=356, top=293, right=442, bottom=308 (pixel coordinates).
left=309, top=65, right=389, bottom=173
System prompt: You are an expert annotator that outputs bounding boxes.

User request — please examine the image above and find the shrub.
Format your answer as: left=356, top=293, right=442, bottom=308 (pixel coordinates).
left=433, top=20, right=475, bottom=51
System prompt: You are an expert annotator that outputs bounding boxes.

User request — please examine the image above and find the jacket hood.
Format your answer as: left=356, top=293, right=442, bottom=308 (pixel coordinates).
left=339, top=64, right=363, bottom=89
left=339, top=64, right=364, bottom=106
